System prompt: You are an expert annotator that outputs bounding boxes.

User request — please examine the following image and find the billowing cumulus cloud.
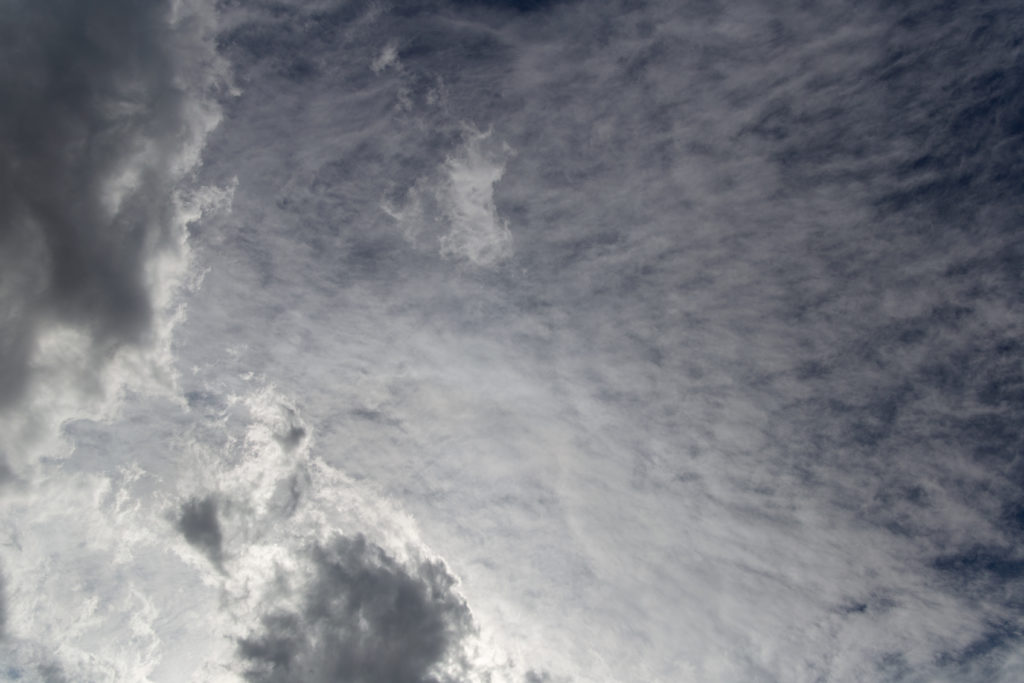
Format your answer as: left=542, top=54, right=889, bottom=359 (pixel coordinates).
left=237, top=534, right=474, bottom=683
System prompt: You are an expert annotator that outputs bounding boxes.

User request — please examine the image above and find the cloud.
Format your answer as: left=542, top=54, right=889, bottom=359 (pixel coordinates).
left=385, top=125, right=514, bottom=267
left=371, top=41, right=401, bottom=74
left=181, top=0, right=1024, bottom=679
left=0, top=0, right=227, bottom=675
left=176, top=495, right=225, bottom=569
left=0, top=566, right=5, bottom=639
left=3, top=0, right=1022, bottom=681
left=0, top=638, right=72, bottom=683
left=523, top=671, right=570, bottom=683
left=437, top=128, right=514, bottom=266
left=274, top=407, right=307, bottom=452
left=0, top=0, right=179, bottom=396
left=237, top=533, right=474, bottom=683
left=0, top=0, right=225, bottom=472
left=0, top=467, right=171, bottom=680
left=453, top=0, right=567, bottom=12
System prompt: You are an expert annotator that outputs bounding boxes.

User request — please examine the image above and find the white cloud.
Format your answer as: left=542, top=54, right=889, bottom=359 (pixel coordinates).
left=437, top=127, right=514, bottom=266
left=385, top=125, right=514, bottom=266
left=371, top=41, right=400, bottom=73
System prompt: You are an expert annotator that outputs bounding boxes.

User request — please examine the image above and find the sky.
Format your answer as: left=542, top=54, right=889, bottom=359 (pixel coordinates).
left=1, top=0, right=1023, bottom=681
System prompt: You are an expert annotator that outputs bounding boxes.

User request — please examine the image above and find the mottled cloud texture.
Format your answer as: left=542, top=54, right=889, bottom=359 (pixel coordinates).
left=1, top=0, right=1024, bottom=681
left=238, top=534, right=473, bottom=683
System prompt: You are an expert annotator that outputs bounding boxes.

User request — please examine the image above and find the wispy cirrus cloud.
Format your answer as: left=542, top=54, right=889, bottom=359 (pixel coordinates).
left=183, top=0, right=1024, bottom=679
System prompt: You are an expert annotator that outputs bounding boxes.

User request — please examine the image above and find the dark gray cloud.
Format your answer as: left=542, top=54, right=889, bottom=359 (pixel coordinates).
left=177, top=495, right=224, bottom=568
left=269, top=472, right=306, bottom=519
left=450, top=0, right=568, bottom=13
left=36, top=663, right=70, bottom=683
left=237, top=534, right=473, bottom=683
left=276, top=426, right=307, bottom=451
left=275, top=409, right=307, bottom=452
left=0, top=0, right=206, bottom=410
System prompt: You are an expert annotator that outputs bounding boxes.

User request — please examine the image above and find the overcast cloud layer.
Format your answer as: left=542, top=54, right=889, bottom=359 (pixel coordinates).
left=2, top=0, right=1024, bottom=681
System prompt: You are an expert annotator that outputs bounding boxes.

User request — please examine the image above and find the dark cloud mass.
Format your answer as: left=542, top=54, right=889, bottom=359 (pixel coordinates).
left=237, top=534, right=474, bottom=683
left=0, top=0, right=200, bottom=410
left=450, top=0, right=567, bottom=13
left=177, top=495, right=224, bottom=568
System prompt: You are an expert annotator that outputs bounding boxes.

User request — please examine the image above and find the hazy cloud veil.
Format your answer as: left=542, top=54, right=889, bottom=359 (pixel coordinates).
left=1, top=0, right=1023, bottom=681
